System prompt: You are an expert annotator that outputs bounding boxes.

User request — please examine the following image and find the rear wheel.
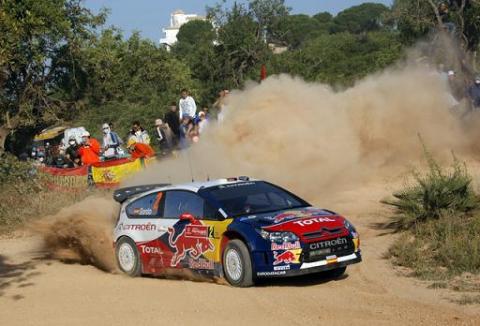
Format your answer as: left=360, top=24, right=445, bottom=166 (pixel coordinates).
left=223, top=239, right=254, bottom=287
left=115, top=237, right=141, bottom=277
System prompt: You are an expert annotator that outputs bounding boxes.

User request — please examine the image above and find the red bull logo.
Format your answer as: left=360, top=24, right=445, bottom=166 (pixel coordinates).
left=273, top=250, right=296, bottom=265
left=168, top=221, right=214, bottom=267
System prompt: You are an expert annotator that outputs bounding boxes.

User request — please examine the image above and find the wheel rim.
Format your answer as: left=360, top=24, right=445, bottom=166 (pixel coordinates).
left=118, top=242, right=136, bottom=272
left=225, top=248, right=242, bottom=281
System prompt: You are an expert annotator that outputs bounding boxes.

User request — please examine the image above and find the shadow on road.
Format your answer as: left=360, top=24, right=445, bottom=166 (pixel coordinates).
left=0, top=255, right=40, bottom=299
left=255, top=271, right=349, bottom=287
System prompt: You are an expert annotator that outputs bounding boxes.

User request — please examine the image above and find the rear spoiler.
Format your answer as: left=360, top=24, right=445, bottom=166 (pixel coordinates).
left=113, top=184, right=171, bottom=203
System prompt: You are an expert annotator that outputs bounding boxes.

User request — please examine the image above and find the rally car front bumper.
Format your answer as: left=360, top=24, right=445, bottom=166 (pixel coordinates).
left=255, top=251, right=362, bottom=278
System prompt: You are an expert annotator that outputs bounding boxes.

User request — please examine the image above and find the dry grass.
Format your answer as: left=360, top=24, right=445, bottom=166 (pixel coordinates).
left=0, top=154, right=91, bottom=233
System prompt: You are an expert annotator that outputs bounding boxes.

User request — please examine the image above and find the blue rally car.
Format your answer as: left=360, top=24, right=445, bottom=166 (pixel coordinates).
left=113, top=177, right=361, bottom=287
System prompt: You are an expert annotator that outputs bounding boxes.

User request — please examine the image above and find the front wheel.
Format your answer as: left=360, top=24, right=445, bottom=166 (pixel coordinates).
left=223, top=239, right=254, bottom=287
left=115, top=237, right=142, bottom=276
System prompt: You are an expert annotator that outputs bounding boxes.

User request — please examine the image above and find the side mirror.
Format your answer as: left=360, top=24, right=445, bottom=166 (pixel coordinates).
left=179, top=212, right=195, bottom=222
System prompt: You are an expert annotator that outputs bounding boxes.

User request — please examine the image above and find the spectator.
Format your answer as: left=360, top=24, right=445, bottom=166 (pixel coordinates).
left=154, top=118, right=173, bottom=155
left=164, top=102, right=180, bottom=140
left=65, top=136, right=81, bottom=166
left=78, top=131, right=101, bottom=165
left=179, top=88, right=197, bottom=120
left=179, top=115, right=193, bottom=149
left=102, top=123, right=123, bottom=159
left=214, top=89, right=229, bottom=122
left=468, top=76, right=480, bottom=109
left=202, top=106, right=210, bottom=119
left=129, top=121, right=150, bottom=145
left=447, top=70, right=465, bottom=101
left=438, top=2, right=456, bottom=34
left=127, top=137, right=155, bottom=159
left=198, top=111, right=209, bottom=134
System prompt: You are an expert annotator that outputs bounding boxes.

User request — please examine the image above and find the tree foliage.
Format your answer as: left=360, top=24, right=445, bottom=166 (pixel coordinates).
left=4, top=0, right=480, bottom=154
left=270, top=31, right=403, bottom=86
left=0, top=0, right=105, bottom=132
left=330, top=3, right=391, bottom=34
left=391, top=0, right=480, bottom=50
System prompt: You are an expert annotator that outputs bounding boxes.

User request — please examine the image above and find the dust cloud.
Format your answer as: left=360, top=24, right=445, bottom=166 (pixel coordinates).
left=129, top=64, right=478, bottom=203
left=34, top=196, right=118, bottom=272
left=36, top=58, right=480, bottom=274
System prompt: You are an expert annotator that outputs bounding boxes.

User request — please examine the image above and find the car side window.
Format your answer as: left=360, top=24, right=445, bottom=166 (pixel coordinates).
left=126, top=192, right=164, bottom=218
left=164, top=191, right=205, bottom=219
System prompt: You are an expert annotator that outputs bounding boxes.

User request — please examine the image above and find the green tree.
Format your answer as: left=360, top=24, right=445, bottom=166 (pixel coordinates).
left=0, top=0, right=105, bottom=152
left=330, top=3, right=391, bottom=34
left=271, top=31, right=403, bottom=85
left=78, top=30, right=193, bottom=137
left=207, top=2, right=271, bottom=88
left=313, top=11, right=333, bottom=24
left=172, top=20, right=218, bottom=102
left=273, top=14, right=327, bottom=49
left=391, top=0, right=480, bottom=51
left=248, top=0, right=290, bottom=41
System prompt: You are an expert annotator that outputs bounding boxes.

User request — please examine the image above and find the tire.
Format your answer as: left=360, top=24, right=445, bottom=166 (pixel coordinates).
left=322, top=266, right=347, bottom=279
left=115, top=237, right=142, bottom=277
left=223, top=239, right=254, bottom=287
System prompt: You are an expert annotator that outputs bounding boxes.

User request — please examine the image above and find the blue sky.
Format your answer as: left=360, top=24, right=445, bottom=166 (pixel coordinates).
left=84, top=0, right=394, bottom=42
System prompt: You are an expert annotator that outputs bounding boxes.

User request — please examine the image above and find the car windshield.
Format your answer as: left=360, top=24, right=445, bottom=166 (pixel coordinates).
left=200, top=181, right=309, bottom=217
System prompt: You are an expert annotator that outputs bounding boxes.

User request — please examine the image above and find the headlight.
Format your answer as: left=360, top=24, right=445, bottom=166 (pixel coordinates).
left=344, top=219, right=358, bottom=237
left=258, top=229, right=299, bottom=243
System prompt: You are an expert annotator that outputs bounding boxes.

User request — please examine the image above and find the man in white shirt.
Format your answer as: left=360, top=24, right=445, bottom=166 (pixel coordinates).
left=178, top=88, right=197, bottom=120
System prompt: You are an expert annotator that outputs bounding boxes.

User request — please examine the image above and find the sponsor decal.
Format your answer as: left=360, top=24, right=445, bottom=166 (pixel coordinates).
left=293, top=217, right=336, bottom=227
left=272, top=211, right=301, bottom=223
left=273, top=265, right=290, bottom=271
left=188, top=258, right=214, bottom=270
left=168, top=221, right=214, bottom=267
left=140, top=245, right=163, bottom=255
left=118, top=222, right=156, bottom=231
left=133, top=207, right=153, bottom=216
left=218, top=182, right=255, bottom=189
left=273, top=251, right=295, bottom=265
left=269, top=208, right=333, bottom=224
left=271, top=241, right=301, bottom=251
left=185, top=225, right=214, bottom=238
left=309, top=238, right=347, bottom=250
left=257, top=271, right=287, bottom=276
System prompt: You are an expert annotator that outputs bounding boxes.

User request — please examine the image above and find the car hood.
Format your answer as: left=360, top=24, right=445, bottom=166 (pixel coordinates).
left=238, top=207, right=347, bottom=240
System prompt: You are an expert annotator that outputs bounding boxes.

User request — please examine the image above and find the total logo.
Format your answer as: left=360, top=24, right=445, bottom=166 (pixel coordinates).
left=293, top=217, right=336, bottom=227
left=140, top=245, right=163, bottom=255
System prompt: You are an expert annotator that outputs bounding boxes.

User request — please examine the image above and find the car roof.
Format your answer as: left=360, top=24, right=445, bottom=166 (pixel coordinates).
left=122, top=177, right=258, bottom=203
left=165, top=177, right=258, bottom=192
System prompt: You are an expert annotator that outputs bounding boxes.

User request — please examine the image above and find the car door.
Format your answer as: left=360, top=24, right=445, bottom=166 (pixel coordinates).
left=121, top=191, right=176, bottom=273
left=162, top=190, right=216, bottom=269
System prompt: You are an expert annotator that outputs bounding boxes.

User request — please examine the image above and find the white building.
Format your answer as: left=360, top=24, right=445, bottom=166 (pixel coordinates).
left=159, top=10, right=204, bottom=48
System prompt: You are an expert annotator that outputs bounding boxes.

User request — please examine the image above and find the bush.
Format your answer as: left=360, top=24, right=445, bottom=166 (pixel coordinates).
left=387, top=214, right=480, bottom=279
left=384, top=150, right=480, bottom=291
left=0, top=154, right=87, bottom=232
left=0, top=153, right=39, bottom=187
left=382, top=152, right=480, bottom=230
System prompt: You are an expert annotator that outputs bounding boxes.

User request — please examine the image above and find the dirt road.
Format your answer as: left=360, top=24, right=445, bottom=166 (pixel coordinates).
left=1, top=183, right=479, bottom=326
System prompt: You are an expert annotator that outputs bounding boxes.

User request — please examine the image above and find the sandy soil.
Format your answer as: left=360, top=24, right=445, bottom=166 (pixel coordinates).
left=0, top=182, right=479, bottom=326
